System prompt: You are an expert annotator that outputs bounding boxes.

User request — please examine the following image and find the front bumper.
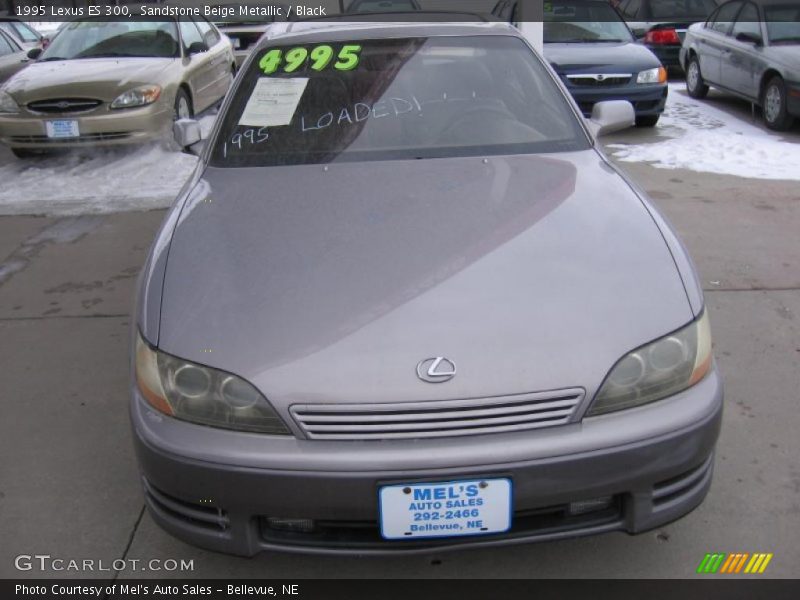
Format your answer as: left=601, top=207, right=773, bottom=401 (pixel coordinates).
left=0, top=101, right=173, bottom=149
left=131, top=368, right=723, bottom=556
left=565, top=84, right=668, bottom=118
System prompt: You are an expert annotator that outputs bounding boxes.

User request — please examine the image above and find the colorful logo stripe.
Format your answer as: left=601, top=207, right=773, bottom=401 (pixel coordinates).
left=697, top=553, right=773, bottom=574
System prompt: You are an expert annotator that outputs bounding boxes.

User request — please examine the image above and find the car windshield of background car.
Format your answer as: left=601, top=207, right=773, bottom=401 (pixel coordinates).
left=765, top=6, right=800, bottom=44
left=39, top=20, right=180, bottom=61
left=544, top=1, right=635, bottom=43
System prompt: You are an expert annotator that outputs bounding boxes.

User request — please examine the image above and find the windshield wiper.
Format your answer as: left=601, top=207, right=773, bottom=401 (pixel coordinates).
left=39, top=56, right=67, bottom=61
left=771, top=36, right=800, bottom=43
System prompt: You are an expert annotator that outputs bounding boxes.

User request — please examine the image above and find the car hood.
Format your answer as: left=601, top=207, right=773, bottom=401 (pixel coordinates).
left=2, top=57, right=175, bottom=103
left=545, top=42, right=661, bottom=73
left=156, top=151, right=693, bottom=407
left=765, top=45, right=800, bottom=72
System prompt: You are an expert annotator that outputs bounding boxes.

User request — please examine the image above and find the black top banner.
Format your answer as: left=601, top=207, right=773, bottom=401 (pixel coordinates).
left=4, top=0, right=546, bottom=23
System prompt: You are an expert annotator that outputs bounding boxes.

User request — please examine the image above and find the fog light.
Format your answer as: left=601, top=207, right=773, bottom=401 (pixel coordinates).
left=568, top=496, right=613, bottom=515
left=266, top=517, right=315, bottom=533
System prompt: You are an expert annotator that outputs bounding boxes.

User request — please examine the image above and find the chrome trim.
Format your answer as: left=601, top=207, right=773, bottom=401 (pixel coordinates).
left=291, top=388, right=585, bottom=440
left=566, top=73, right=632, bottom=80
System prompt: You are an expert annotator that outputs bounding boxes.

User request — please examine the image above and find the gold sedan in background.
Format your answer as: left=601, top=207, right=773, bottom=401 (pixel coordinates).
left=0, top=18, right=234, bottom=158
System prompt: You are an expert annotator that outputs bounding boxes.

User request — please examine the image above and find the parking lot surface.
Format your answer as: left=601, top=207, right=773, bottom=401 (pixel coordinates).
left=1, top=86, right=799, bottom=579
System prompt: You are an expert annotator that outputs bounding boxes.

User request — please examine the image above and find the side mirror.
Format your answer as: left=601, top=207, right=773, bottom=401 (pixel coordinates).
left=27, top=47, right=43, bottom=60
left=587, top=100, right=636, bottom=136
left=735, top=32, right=762, bottom=46
left=187, top=41, right=209, bottom=55
left=173, top=118, right=203, bottom=154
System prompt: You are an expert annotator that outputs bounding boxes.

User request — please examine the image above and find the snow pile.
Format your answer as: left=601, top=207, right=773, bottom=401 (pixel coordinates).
left=607, top=84, right=800, bottom=181
left=0, top=144, right=199, bottom=216
left=0, top=112, right=217, bottom=217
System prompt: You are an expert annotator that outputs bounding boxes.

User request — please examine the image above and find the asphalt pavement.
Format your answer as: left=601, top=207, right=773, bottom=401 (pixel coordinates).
left=1, top=106, right=799, bottom=578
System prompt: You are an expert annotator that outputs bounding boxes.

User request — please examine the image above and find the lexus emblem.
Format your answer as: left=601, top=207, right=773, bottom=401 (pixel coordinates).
left=416, top=357, right=456, bottom=383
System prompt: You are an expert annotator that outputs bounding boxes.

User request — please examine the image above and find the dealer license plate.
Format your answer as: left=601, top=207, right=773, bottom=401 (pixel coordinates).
left=45, top=120, right=79, bottom=139
left=379, top=478, right=512, bottom=540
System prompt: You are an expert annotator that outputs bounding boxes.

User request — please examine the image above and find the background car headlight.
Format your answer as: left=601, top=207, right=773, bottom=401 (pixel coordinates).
left=0, top=91, right=19, bottom=114
left=135, top=331, right=291, bottom=434
left=587, top=311, right=712, bottom=416
left=110, top=85, right=161, bottom=109
left=637, top=66, right=668, bottom=84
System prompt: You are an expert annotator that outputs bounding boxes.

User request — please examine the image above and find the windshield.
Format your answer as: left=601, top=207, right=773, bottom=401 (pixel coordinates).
left=40, top=20, right=180, bottom=60
left=650, top=0, right=718, bottom=19
left=209, top=36, right=588, bottom=168
left=0, top=21, right=41, bottom=43
left=766, top=5, right=800, bottom=44
left=544, top=1, right=634, bottom=43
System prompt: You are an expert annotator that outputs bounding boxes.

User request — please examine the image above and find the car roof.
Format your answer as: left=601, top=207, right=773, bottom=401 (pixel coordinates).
left=259, top=21, right=520, bottom=46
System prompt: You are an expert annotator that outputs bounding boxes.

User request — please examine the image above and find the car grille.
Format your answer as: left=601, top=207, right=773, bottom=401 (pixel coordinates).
left=290, top=388, right=584, bottom=440
left=27, top=98, right=102, bottom=114
left=9, top=132, right=132, bottom=144
left=566, top=74, right=632, bottom=87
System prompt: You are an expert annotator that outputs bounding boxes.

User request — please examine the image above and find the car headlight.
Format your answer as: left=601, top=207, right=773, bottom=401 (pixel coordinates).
left=135, top=331, right=292, bottom=435
left=636, top=66, right=668, bottom=84
left=0, top=91, right=19, bottom=114
left=587, top=311, right=713, bottom=416
left=110, top=85, right=162, bottom=109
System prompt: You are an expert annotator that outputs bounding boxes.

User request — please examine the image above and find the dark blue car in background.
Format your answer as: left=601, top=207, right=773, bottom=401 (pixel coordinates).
left=545, top=0, right=668, bottom=126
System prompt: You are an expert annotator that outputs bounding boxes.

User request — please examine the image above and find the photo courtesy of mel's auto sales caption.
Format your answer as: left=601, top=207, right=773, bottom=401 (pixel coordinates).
left=0, top=0, right=799, bottom=596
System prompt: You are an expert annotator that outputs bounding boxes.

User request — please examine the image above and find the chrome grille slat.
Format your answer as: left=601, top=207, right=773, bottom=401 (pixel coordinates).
left=291, top=388, right=584, bottom=440
left=298, top=399, right=579, bottom=423
left=303, top=409, right=575, bottom=432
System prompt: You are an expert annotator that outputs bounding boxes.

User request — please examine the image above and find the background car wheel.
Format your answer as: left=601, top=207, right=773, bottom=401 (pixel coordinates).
left=173, top=89, right=193, bottom=121
left=686, top=56, right=709, bottom=99
left=762, top=77, right=794, bottom=132
left=635, top=115, right=660, bottom=128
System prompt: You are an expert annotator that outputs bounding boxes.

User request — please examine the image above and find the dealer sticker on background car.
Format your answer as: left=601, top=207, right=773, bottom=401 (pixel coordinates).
left=45, top=120, right=79, bottom=139
left=379, top=478, right=512, bottom=539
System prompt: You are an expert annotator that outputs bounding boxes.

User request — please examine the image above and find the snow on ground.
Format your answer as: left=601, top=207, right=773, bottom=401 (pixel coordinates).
left=0, top=113, right=217, bottom=217
left=607, top=83, right=800, bottom=181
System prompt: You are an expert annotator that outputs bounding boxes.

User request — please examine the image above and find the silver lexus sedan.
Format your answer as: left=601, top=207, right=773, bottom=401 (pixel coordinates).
left=131, top=21, right=723, bottom=555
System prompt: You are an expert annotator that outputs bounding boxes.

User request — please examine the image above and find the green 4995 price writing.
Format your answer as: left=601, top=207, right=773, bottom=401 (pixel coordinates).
left=259, top=45, right=362, bottom=74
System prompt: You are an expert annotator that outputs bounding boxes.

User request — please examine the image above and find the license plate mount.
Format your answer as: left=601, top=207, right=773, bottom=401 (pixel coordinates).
left=45, top=120, right=79, bottom=139
left=378, top=478, right=512, bottom=540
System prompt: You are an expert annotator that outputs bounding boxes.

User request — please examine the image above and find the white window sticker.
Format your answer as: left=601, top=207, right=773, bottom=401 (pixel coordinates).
left=238, top=78, right=309, bottom=127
